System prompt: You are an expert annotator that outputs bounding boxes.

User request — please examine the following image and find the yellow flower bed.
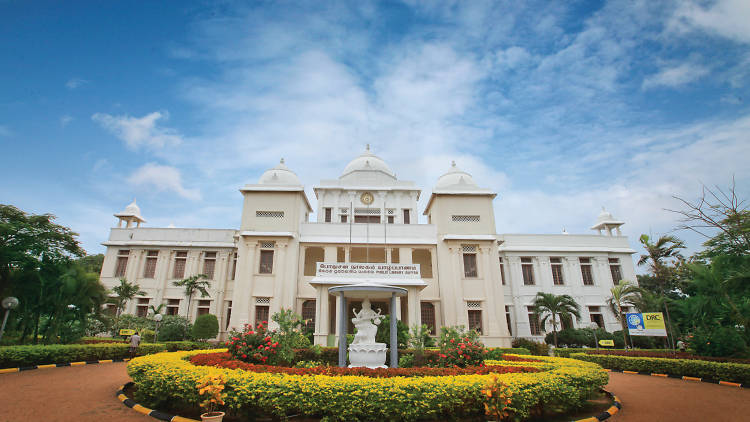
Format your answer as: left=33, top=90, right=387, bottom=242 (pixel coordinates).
left=127, top=350, right=607, bottom=421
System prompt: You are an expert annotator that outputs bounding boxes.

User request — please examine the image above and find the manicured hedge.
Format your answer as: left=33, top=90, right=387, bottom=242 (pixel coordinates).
left=0, top=343, right=167, bottom=368
left=290, top=347, right=531, bottom=367
left=127, top=350, right=607, bottom=421
left=554, top=348, right=666, bottom=358
left=570, top=353, right=750, bottom=385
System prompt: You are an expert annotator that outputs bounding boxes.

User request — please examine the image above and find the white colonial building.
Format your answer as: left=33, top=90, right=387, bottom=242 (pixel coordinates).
left=99, top=147, right=636, bottom=347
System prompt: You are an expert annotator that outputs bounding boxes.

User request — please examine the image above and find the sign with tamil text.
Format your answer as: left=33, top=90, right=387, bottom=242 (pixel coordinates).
left=316, top=263, right=421, bottom=278
left=119, top=329, right=136, bottom=336
left=599, top=339, right=615, bottom=347
left=626, top=312, right=667, bottom=337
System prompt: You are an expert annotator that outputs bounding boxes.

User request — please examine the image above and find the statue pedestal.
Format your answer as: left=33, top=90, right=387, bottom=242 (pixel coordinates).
left=348, top=343, right=387, bottom=368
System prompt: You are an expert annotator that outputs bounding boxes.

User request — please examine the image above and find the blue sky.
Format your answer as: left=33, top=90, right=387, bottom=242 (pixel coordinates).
left=1, top=0, right=749, bottom=260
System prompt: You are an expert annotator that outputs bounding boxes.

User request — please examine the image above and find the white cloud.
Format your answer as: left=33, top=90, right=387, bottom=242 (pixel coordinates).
left=92, top=111, right=183, bottom=150
left=673, top=0, right=750, bottom=44
left=128, top=163, right=201, bottom=200
left=60, top=115, right=73, bottom=127
left=642, top=63, right=710, bottom=89
left=65, top=78, right=88, bottom=90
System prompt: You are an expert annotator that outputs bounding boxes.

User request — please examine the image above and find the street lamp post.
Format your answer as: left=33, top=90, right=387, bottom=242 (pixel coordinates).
left=0, top=297, right=20, bottom=343
left=153, top=313, right=163, bottom=342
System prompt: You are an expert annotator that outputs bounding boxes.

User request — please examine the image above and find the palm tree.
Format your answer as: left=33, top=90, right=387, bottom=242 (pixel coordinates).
left=148, top=303, right=165, bottom=316
left=172, top=274, right=210, bottom=320
left=607, top=281, right=642, bottom=349
left=531, top=292, right=581, bottom=347
left=638, top=234, right=685, bottom=349
left=110, top=278, right=146, bottom=316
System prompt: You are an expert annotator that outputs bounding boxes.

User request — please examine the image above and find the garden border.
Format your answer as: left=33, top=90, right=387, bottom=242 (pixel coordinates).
left=116, top=382, right=198, bottom=422
left=607, top=368, right=748, bottom=388
left=115, top=381, right=620, bottom=422
left=0, top=358, right=130, bottom=374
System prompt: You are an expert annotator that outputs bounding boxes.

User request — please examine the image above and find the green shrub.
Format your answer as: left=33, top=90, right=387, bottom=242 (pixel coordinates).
left=438, top=325, right=480, bottom=348
left=0, top=343, right=166, bottom=368
left=192, top=314, right=219, bottom=341
left=485, top=348, right=532, bottom=359
left=690, top=327, right=748, bottom=358
left=570, top=353, right=750, bottom=385
left=162, top=341, right=213, bottom=352
left=157, top=315, right=192, bottom=341
left=512, top=338, right=550, bottom=356
left=376, top=315, right=410, bottom=349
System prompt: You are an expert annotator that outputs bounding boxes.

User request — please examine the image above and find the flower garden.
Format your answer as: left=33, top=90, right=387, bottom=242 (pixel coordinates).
left=127, top=349, right=608, bottom=421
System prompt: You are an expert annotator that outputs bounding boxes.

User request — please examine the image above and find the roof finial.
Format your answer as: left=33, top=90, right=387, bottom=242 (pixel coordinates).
left=601, top=206, right=606, bottom=212
left=365, top=143, right=370, bottom=151
left=280, top=158, right=285, bottom=164
left=451, top=160, right=456, bottom=167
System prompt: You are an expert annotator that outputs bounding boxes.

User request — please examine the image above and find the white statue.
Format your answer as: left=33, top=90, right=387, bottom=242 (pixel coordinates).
left=351, top=299, right=384, bottom=345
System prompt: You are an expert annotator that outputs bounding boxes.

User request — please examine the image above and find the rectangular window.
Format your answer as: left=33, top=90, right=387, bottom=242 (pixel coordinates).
left=203, top=252, right=217, bottom=279
left=463, top=253, right=478, bottom=277
left=580, top=258, right=594, bottom=285
left=412, top=249, right=432, bottom=278
left=589, top=306, right=604, bottom=328
left=302, top=300, right=316, bottom=331
left=387, top=215, right=394, bottom=224
left=499, top=257, right=506, bottom=285
left=136, top=298, right=149, bottom=317
left=403, top=209, right=410, bottom=224
left=197, top=299, right=211, bottom=317
left=451, top=215, right=480, bottom=222
left=256, top=211, right=284, bottom=218
left=353, top=215, right=380, bottom=223
left=550, top=257, right=564, bottom=285
left=468, top=309, right=483, bottom=334
left=143, top=250, right=158, bottom=278
left=166, top=299, right=180, bottom=316
left=337, top=247, right=346, bottom=263
left=521, top=257, right=535, bottom=285
left=340, top=215, right=347, bottom=223
left=505, top=305, right=513, bottom=335
left=114, top=249, right=129, bottom=277
left=225, top=301, right=232, bottom=330
left=230, top=253, right=237, bottom=280
left=420, top=302, right=436, bottom=334
left=324, top=208, right=332, bottom=223
left=173, top=251, right=188, bottom=279
left=258, top=242, right=274, bottom=274
left=527, top=306, right=541, bottom=335
left=609, top=258, right=622, bottom=285
left=391, top=248, right=400, bottom=264
left=255, top=305, right=269, bottom=325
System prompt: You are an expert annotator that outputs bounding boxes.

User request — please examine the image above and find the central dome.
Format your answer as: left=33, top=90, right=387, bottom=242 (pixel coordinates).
left=340, top=145, right=396, bottom=180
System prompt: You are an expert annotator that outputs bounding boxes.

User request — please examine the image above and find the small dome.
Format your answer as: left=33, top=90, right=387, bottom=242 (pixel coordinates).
left=434, top=161, right=479, bottom=189
left=114, top=199, right=146, bottom=223
left=596, top=207, right=615, bottom=224
left=340, top=145, right=396, bottom=179
left=258, top=158, right=302, bottom=186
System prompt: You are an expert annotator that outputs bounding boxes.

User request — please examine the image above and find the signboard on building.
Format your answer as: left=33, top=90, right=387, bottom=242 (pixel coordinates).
left=626, top=312, right=667, bottom=337
left=316, top=263, right=420, bottom=278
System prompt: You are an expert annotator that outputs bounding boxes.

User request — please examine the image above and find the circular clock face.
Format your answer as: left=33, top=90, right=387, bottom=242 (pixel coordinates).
left=360, top=192, right=374, bottom=205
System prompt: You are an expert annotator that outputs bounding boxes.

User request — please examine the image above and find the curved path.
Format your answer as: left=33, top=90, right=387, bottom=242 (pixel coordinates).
left=606, top=371, right=750, bottom=421
left=0, top=362, right=749, bottom=421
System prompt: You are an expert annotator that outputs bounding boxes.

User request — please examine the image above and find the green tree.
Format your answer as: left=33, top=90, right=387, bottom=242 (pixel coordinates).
left=172, top=274, right=211, bottom=319
left=531, top=292, right=581, bottom=348
left=111, top=278, right=146, bottom=317
left=192, top=314, right=219, bottom=341
left=0, top=204, right=84, bottom=295
left=148, top=303, right=165, bottom=316
left=75, top=254, right=105, bottom=274
left=638, top=234, right=685, bottom=349
left=606, top=280, right=642, bottom=349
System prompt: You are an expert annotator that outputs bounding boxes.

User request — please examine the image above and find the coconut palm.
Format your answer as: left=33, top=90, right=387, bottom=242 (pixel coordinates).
left=607, top=281, right=642, bottom=349
left=110, top=278, right=146, bottom=317
left=172, top=274, right=211, bottom=320
left=638, top=234, right=685, bottom=348
left=531, top=292, right=581, bottom=347
left=148, top=303, right=165, bottom=316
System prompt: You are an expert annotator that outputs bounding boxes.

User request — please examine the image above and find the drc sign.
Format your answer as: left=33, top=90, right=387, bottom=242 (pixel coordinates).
left=626, top=312, right=667, bottom=337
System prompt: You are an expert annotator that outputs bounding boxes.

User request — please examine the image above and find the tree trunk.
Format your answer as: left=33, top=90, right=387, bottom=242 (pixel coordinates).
left=663, top=301, right=675, bottom=350
left=552, top=314, right=558, bottom=348
left=620, top=310, right=629, bottom=350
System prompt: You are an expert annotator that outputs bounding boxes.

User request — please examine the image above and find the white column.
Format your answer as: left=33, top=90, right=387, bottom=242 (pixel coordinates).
left=228, top=240, right=256, bottom=330
left=314, top=286, right=330, bottom=346
left=480, top=245, right=503, bottom=340
left=407, top=287, right=420, bottom=328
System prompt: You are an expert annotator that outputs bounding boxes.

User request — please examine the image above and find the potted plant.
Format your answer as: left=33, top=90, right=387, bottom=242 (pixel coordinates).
left=196, top=373, right=227, bottom=422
